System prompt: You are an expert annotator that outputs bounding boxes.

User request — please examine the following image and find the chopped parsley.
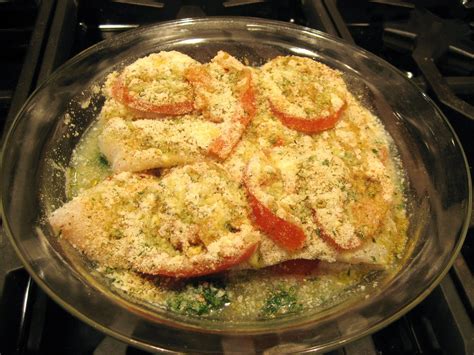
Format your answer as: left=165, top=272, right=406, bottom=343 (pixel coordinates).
left=224, top=221, right=240, bottom=233
left=167, top=283, right=229, bottom=316
left=261, top=286, right=302, bottom=317
left=97, top=153, right=109, bottom=168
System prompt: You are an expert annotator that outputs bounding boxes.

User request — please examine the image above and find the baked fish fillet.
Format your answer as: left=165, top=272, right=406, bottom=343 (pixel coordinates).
left=51, top=165, right=399, bottom=277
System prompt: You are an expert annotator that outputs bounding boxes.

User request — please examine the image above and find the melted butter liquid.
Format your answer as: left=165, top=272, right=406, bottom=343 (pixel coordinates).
left=67, top=120, right=111, bottom=198
left=97, top=262, right=384, bottom=321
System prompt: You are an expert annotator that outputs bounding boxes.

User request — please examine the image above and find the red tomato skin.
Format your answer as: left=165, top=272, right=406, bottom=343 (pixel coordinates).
left=313, top=210, right=361, bottom=250
left=207, top=137, right=228, bottom=158
left=270, top=101, right=346, bottom=133
left=239, top=71, right=257, bottom=123
left=208, top=71, right=256, bottom=159
left=265, top=259, right=320, bottom=276
left=246, top=188, right=306, bottom=251
left=112, top=77, right=193, bottom=117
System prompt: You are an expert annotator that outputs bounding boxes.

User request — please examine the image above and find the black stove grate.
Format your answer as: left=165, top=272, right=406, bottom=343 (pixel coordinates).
left=0, top=0, right=60, bottom=140
left=0, top=0, right=41, bottom=133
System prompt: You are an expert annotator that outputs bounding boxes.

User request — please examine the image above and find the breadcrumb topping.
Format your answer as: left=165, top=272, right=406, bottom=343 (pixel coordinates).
left=259, top=56, right=347, bottom=119
left=53, top=51, right=409, bottom=280
left=51, top=163, right=260, bottom=275
left=121, top=51, right=197, bottom=106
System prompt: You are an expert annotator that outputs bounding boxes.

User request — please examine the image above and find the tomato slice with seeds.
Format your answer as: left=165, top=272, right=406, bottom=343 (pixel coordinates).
left=270, top=101, right=346, bottom=133
left=146, top=243, right=258, bottom=278
left=207, top=72, right=255, bottom=159
left=261, top=56, right=348, bottom=134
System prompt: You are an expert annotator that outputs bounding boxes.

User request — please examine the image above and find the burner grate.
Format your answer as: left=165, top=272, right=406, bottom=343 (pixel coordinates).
left=384, top=8, right=474, bottom=120
left=0, top=0, right=40, bottom=133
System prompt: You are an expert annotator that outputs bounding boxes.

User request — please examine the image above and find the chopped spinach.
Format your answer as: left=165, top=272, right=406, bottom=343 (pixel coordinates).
left=261, top=286, right=302, bottom=317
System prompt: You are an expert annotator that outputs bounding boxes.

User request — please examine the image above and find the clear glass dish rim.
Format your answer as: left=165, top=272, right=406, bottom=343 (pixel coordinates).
left=0, top=17, right=471, bottom=353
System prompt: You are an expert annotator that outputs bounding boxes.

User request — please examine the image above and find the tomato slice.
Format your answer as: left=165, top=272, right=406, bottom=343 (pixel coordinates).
left=313, top=210, right=362, bottom=250
left=145, top=243, right=258, bottom=278
left=260, top=56, right=348, bottom=134
left=265, top=259, right=320, bottom=276
left=112, top=77, right=194, bottom=118
left=184, top=66, right=219, bottom=122
left=186, top=52, right=256, bottom=159
left=270, top=100, right=345, bottom=133
left=207, top=74, right=255, bottom=159
left=244, top=153, right=306, bottom=251
left=239, top=70, right=257, bottom=120
left=245, top=187, right=305, bottom=251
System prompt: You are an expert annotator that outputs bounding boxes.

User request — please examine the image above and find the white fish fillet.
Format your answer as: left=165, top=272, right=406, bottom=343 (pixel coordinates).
left=51, top=166, right=395, bottom=275
left=50, top=164, right=260, bottom=276
left=98, top=116, right=220, bottom=172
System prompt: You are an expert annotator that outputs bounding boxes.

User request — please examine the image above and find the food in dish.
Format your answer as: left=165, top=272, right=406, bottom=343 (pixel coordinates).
left=260, top=56, right=346, bottom=133
left=111, top=51, right=196, bottom=117
left=51, top=163, right=259, bottom=278
left=51, top=51, right=409, bottom=320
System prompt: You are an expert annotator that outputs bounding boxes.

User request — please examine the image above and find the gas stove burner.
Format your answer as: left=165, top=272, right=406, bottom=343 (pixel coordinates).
left=384, top=8, right=474, bottom=120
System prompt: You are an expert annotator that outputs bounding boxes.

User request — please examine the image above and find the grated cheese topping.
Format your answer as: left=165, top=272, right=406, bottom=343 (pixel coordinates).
left=259, top=56, right=348, bottom=119
left=120, top=51, right=197, bottom=106
left=98, top=115, right=221, bottom=172
left=186, top=51, right=247, bottom=123
left=54, top=51, right=409, bottom=277
left=98, top=51, right=256, bottom=170
left=50, top=163, right=260, bottom=275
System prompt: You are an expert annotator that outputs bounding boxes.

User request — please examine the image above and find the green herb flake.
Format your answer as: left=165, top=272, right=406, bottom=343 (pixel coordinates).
left=98, top=154, right=109, bottom=168
left=167, top=284, right=229, bottom=316
left=261, top=287, right=302, bottom=317
left=269, top=136, right=281, bottom=145
left=224, top=221, right=240, bottom=233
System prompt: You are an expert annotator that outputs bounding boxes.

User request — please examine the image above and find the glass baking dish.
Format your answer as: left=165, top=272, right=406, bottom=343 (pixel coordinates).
left=1, top=18, right=471, bottom=353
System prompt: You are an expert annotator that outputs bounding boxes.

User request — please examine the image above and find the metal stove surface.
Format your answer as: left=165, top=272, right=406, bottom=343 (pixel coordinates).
left=0, top=1, right=472, bottom=354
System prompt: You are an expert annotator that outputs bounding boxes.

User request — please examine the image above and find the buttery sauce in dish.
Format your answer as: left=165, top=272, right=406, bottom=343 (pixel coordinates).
left=51, top=51, right=409, bottom=321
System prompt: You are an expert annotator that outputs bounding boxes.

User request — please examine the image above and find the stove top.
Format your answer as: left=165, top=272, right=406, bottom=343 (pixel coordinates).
left=0, top=1, right=472, bottom=354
